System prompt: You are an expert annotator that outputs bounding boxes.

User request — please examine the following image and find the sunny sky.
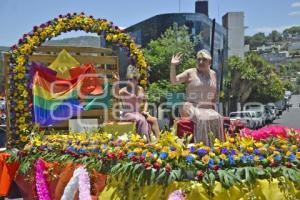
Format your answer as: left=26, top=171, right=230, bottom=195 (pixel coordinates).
left=1, top=0, right=300, bottom=46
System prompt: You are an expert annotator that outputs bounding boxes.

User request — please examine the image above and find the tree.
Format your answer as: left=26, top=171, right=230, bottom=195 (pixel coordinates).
left=268, top=30, right=282, bottom=43
left=144, top=23, right=196, bottom=83
left=225, top=53, right=285, bottom=111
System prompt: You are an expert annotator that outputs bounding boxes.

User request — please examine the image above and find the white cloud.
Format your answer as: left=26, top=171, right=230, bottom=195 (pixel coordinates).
left=288, top=11, right=300, bottom=16
left=291, top=2, right=300, bottom=8
left=253, top=24, right=300, bottom=34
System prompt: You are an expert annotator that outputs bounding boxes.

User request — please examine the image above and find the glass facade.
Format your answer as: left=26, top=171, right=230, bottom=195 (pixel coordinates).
left=126, top=13, right=228, bottom=91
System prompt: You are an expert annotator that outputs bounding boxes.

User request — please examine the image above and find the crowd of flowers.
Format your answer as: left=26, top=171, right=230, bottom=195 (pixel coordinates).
left=5, top=126, right=299, bottom=199
left=8, top=13, right=148, bottom=145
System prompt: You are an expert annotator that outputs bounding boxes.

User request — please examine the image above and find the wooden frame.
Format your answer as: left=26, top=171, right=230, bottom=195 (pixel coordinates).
left=3, top=45, right=120, bottom=130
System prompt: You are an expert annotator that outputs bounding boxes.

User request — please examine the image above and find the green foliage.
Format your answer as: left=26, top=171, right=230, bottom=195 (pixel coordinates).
left=283, top=26, right=300, bottom=36
left=225, top=53, right=285, bottom=104
left=144, top=23, right=196, bottom=82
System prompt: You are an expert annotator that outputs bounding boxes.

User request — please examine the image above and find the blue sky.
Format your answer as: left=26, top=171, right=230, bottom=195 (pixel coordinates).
left=0, top=0, right=300, bottom=46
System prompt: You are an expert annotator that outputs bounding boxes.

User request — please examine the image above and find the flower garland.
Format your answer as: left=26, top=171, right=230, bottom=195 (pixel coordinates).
left=35, top=159, right=51, bottom=200
left=61, top=166, right=92, bottom=200
left=8, top=12, right=148, bottom=146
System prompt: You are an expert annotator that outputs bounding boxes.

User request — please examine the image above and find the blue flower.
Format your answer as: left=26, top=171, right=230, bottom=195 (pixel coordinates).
left=197, top=148, right=207, bottom=157
left=240, top=156, right=247, bottom=163
left=247, top=155, right=254, bottom=161
left=288, top=154, right=296, bottom=161
left=221, top=148, right=229, bottom=154
left=159, top=152, right=168, bottom=160
left=186, top=155, right=194, bottom=162
left=170, top=146, right=177, bottom=151
left=66, top=146, right=75, bottom=152
left=259, top=155, right=265, bottom=160
left=208, top=159, right=215, bottom=167
left=254, top=149, right=261, bottom=155
left=142, top=152, right=147, bottom=157
left=275, top=155, right=282, bottom=161
left=228, top=155, right=236, bottom=166
left=79, top=149, right=87, bottom=154
left=190, top=146, right=196, bottom=153
left=230, top=150, right=237, bottom=155
left=127, top=152, right=135, bottom=158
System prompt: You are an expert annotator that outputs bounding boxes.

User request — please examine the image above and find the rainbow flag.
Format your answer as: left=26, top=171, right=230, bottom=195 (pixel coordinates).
left=31, top=62, right=104, bottom=126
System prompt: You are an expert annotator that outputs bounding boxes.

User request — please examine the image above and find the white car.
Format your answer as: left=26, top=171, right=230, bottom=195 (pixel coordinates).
left=229, top=111, right=256, bottom=129
left=250, top=111, right=263, bottom=128
left=243, top=103, right=267, bottom=126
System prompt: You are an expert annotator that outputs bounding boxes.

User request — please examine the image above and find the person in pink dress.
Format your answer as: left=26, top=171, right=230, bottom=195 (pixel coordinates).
left=114, top=66, right=160, bottom=141
left=170, top=49, right=225, bottom=146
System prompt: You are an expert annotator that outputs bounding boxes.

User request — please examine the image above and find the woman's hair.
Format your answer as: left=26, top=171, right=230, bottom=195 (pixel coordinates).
left=126, top=65, right=140, bottom=79
left=196, top=49, right=212, bottom=60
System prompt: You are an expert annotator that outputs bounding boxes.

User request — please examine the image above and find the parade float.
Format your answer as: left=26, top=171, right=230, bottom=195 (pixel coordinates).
left=0, top=13, right=299, bottom=200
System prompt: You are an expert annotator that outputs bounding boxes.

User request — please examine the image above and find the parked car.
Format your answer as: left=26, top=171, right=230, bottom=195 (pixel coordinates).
left=265, top=109, right=274, bottom=123
left=266, top=103, right=278, bottom=119
left=229, top=111, right=256, bottom=129
left=243, top=103, right=267, bottom=126
left=247, top=111, right=261, bottom=129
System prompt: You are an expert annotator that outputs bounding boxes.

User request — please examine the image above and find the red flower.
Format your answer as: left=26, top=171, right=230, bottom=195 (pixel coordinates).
left=196, top=170, right=204, bottom=178
left=270, top=161, right=277, bottom=168
left=139, top=156, right=145, bottom=162
left=212, top=165, right=219, bottom=171
left=165, top=163, right=172, bottom=173
left=286, top=162, right=293, bottom=168
left=131, top=155, right=139, bottom=162
left=107, top=153, right=115, bottom=159
left=143, top=162, right=151, bottom=169
left=153, top=162, right=161, bottom=170
left=118, top=152, right=125, bottom=159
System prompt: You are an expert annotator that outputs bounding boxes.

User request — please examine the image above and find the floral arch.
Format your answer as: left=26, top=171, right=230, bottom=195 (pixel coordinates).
left=7, top=12, right=148, bottom=146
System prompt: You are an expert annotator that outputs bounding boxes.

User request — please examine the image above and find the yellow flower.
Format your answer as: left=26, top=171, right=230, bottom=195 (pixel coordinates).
left=133, top=148, right=142, bottom=154
left=247, top=147, right=254, bottom=153
left=209, top=152, right=216, bottom=158
left=296, top=152, right=300, bottom=159
left=168, top=151, right=177, bottom=159
left=259, top=147, right=267, bottom=153
left=156, top=158, right=162, bottom=165
left=291, top=145, right=297, bottom=151
left=181, top=150, right=189, bottom=157
left=255, top=142, right=264, bottom=148
left=240, top=137, right=254, bottom=147
left=17, top=73, right=24, bottom=79
left=130, top=134, right=141, bottom=142
left=18, top=104, right=24, bottom=110
left=254, top=156, right=260, bottom=162
left=286, top=151, right=292, bottom=156
left=267, top=156, right=274, bottom=163
left=281, top=145, right=288, bottom=151
left=20, top=135, right=29, bottom=143
left=273, top=151, right=280, bottom=155
left=19, top=117, right=25, bottom=123
left=219, top=154, right=227, bottom=160
left=16, top=56, right=25, bottom=65
left=202, top=155, right=209, bottom=164
left=269, top=145, right=276, bottom=152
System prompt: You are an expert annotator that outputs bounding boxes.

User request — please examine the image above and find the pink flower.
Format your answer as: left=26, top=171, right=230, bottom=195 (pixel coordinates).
left=168, top=190, right=186, bottom=200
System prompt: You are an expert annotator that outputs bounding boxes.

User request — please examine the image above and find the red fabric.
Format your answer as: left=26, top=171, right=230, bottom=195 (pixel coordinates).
left=0, top=153, right=20, bottom=197
left=176, top=118, right=194, bottom=138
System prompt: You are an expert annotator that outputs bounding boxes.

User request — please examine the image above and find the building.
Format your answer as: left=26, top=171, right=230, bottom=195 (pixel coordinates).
left=126, top=0, right=231, bottom=95
left=222, top=12, right=245, bottom=58
left=0, top=47, right=9, bottom=93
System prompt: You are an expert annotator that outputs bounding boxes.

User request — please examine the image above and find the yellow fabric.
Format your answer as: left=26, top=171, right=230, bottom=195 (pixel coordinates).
left=48, top=49, right=80, bottom=79
left=99, top=178, right=300, bottom=200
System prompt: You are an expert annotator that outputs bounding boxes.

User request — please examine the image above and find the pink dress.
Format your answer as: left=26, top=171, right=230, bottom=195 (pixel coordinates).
left=177, top=68, right=224, bottom=146
left=120, top=87, right=149, bottom=135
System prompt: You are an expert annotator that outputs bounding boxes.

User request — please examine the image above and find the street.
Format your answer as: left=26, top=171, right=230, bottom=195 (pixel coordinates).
left=272, top=95, right=300, bottom=128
